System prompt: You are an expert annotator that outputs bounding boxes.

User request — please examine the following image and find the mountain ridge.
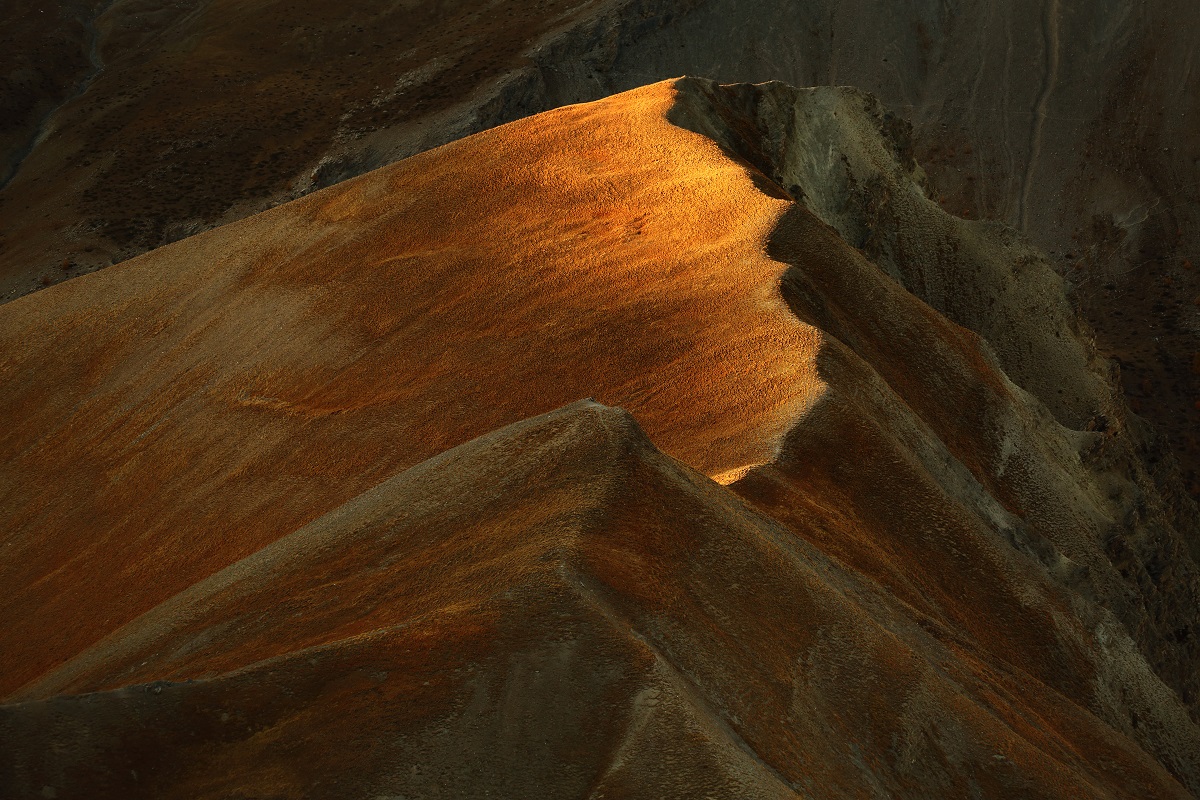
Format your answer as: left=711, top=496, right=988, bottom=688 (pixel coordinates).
left=9, top=0, right=1196, bottom=522
left=2, top=76, right=1199, bottom=797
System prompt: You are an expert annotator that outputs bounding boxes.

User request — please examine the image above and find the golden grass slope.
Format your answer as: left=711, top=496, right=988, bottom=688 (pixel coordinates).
left=0, top=79, right=823, bottom=699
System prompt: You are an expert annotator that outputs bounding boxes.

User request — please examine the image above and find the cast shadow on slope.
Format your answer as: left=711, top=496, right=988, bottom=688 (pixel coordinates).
left=662, top=76, right=1200, bottom=789
left=760, top=201, right=1200, bottom=791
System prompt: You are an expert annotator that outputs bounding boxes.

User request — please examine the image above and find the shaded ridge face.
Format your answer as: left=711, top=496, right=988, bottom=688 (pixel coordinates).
left=1, top=79, right=1199, bottom=797
left=669, top=78, right=1200, bottom=722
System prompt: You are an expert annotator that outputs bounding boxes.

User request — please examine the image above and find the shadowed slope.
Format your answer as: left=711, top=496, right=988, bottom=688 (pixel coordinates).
left=1, top=403, right=1192, bottom=798
left=666, top=80, right=1200, bottom=735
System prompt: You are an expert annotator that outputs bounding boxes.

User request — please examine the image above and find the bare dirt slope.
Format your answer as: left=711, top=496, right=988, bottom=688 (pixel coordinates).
left=2, top=79, right=1199, bottom=797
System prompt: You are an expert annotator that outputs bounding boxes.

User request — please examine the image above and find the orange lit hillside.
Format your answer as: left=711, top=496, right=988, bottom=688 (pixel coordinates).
left=0, top=80, right=822, bottom=697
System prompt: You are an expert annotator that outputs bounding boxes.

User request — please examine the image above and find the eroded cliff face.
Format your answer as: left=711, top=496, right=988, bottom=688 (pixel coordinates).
left=1, top=78, right=1198, bottom=798
left=667, top=77, right=1200, bottom=729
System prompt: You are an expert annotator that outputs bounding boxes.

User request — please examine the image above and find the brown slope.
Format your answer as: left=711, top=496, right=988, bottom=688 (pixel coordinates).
left=677, top=85, right=1199, bottom=784
left=0, top=79, right=822, bottom=698
left=0, top=402, right=1191, bottom=798
left=668, top=79, right=1200, bottom=731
